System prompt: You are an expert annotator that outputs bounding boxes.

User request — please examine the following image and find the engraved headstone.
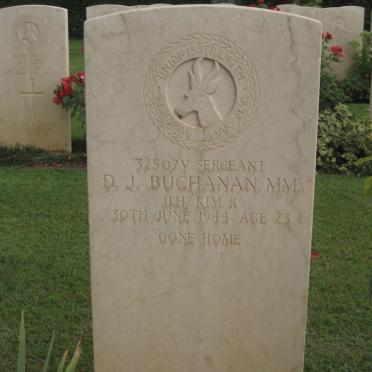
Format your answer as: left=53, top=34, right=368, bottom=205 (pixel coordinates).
left=86, top=4, right=129, bottom=20
left=85, top=6, right=321, bottom=371
left=278, top=4, right=317, bottom=19
left=317, top=6, right=365, bottom=79
left=0, top=5, right=70, bottom=151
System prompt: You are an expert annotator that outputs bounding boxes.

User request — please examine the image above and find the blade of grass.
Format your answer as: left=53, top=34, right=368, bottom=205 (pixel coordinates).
left=363, top=176, right=372, bottom=199
left=57, top=349, right=69, bottom=372
left=42, top=331, right=55, bottom=372
left=65, top=340, right=81, bottom=372
left=17, top=311, right=25, bottom=372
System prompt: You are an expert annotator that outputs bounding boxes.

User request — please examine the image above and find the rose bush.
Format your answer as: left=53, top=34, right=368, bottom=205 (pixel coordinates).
left=53, top=72, right=86, bottom=125
left=319, top=31, right=348, bottom=111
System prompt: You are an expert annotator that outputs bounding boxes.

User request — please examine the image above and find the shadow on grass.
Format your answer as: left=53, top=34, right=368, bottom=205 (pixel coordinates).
left=0, top=140, right=87, bottom=168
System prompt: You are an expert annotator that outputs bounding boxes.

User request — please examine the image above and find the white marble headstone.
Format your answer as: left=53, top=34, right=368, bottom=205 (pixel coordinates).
left=317, top=6, right=365, bottom=79
left=278, top=4, right=317, bottom=19
left=85, top=5, right=321, bottom=371
left=86, top=4, right=129, bottom=19
left=0, top=5, right=70, bottom=151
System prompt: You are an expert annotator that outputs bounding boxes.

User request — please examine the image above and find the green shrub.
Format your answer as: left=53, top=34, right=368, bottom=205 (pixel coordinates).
left=317, top=104, right=372, bottom=175
left=319, top=32, right=348, bottom=111
left=341, top=31, right=372, bottom=103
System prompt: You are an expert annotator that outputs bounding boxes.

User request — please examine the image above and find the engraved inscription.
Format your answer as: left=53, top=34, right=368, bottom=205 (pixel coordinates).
left=104, top=156, right=307, bottom=247
left=157, top=232, right=241, bottom=246
left=10, top=52, right=48, bottom=75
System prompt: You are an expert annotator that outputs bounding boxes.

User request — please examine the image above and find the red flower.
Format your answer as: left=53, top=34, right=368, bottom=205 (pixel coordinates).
left=53, top=96, right=62, bottom=105
left=63, top=76, right=73, bottom=84
left=53, top=72, right=85, bottom=106
left=74, top=71, right=85, bottom=85
left=330, top=45, right=343, bottom=59
left=76, top=71, right=85, bottom=80
left=258, top=0, right=265, bottom=4
left=311, top=250, right=320, bottom=260
left=322, top=32, right=333, bottom=40
left=60, top=77, right=73, bottom=96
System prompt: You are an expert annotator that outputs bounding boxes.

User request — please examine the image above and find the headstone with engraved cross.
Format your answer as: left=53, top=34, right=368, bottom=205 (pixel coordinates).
left=86, top=5, right=322, bottom=372
left=0, top=5, right=70, bottom=151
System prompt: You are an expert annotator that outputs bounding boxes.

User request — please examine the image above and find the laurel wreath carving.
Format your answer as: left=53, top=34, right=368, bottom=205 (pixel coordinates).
left=143, top=33, right=260, bottom=151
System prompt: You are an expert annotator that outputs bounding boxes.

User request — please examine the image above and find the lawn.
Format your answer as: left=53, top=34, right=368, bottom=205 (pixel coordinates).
left=0, top=40, right=370, bottom=371
left=70, top=39, right=85, bottom=75
left=347, top=103, right=370, bottom=119
left=0, top=169, right=92, bottom=371
left=0, top=170, right=371, bottom=371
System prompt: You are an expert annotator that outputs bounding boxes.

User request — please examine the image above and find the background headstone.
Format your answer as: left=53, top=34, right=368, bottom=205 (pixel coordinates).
left=317, top=6, right=365, bottom=80
left=0, top=5, right=70, bottom=151
left=86, top=4, right=129, bottom=19
left=86, top=5, right=321, bottom=371
left=278, top=4, right=317, bottom=19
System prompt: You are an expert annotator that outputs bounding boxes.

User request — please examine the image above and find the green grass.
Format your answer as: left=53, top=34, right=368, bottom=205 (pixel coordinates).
left=0, top=169, right=91, bottom=372
left=306, top=175, right=372, bottom=371
left=0, top=171, right=371, bottom=371
left=69, top=40, right=84, bottom=75
left=347, top=103, right=370, bottom=119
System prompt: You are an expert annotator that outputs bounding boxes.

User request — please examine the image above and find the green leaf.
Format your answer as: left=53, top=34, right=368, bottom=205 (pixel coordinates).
left=65, top=341, right=81, bottom=372
left=363, top=176, right=372, bottom=200
left=42, top=331, right=55, bottom=372
left=57, top=349, right=69, bottom=372
left=355, top=156, right=372, bottom=167
left=17, top=311, right=25, bottom=372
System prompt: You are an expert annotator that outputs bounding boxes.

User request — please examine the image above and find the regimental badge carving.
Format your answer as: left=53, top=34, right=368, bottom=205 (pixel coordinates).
left=175, top=58, right=223, bottom=128
left=14, top=16, right=43, bottom=49
left=144, top=33, right=260, bottom=151
left=18, top=21, right=40, bottom=47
